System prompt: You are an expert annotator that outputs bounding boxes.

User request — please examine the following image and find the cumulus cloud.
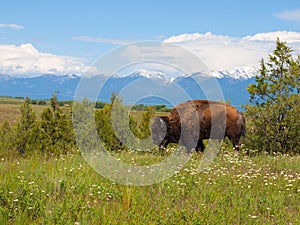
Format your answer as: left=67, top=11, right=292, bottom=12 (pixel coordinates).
left=0, top=23, right=24, bottom=29
left=274, top=9, right=300, bottom=22
left=243, top=31, right=300, bottom=43
left=3, top=31, right=300, bottom=76
left=163, top=31, right=300, bottom=71
left=0, top=43, right=95, bottom=76
left=116, top=42, right=210, bottom=76
left=164, top=32, right=235, bottom=44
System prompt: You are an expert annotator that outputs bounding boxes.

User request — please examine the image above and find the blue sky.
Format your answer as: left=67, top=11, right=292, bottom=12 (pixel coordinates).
left=1, top=0, right=300, bottom=76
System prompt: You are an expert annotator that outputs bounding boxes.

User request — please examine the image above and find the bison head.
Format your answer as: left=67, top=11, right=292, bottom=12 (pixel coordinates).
left=151, top=116, right=169, bottom=146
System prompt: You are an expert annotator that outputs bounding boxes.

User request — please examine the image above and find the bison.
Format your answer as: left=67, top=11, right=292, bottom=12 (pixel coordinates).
left=151, top=100, right=245, bottom=153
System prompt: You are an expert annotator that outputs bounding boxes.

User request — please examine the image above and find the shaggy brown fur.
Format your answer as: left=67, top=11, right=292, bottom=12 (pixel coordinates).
left=151, top=100, right=245, bottom=152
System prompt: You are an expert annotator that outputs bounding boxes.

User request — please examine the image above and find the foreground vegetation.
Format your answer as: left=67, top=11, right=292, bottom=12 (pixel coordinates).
left=1, top=150, right=300, bottom=224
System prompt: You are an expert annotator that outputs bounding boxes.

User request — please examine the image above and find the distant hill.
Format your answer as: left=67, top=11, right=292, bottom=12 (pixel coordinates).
left=0, top=68, right=257, bottom=109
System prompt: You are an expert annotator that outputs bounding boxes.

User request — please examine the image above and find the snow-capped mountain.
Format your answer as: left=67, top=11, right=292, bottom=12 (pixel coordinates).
left=0, top=67, right=258, bottom=108
left=132, top=69, right=168, bottom=80
left=218, top=67, right=258, bottom=80
left=127, top=69, right=173, bottom=83
left=66, top=73, right=79, bottom=79
left=129, top=67, right=257, bottom=81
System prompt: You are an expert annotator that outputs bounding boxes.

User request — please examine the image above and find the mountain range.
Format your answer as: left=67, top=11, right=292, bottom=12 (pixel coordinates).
left=0, top=67, right=257, bottom=109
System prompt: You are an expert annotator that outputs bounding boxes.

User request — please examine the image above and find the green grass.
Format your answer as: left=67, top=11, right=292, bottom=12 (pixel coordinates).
left=0, top=97, right=25, bottom=105
left=1, top=98, right=299, bottom=224
left=1, top=150, right=300, bottom=224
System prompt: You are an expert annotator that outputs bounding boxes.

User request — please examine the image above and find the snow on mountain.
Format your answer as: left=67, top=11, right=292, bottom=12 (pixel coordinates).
left=209, top=70, right=223, bottom=78
left=0, top=67, right=258, bottom=108
left=160, top=67, right=258, bottom=80
left=128, top=69, right=173, bottom=83
left=218, top=67, right=258, bottom=80
left=66, top=73, right=79, bottom=79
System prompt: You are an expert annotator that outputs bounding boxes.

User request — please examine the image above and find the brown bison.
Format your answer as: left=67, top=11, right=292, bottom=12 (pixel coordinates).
left=151, top=100, right=245, bottom=153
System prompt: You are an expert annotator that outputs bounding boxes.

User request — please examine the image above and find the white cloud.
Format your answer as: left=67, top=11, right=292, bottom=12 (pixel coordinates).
left=163, top=31, right=300, bottom=71
left=243, top=31, right=300, bottom=43
left=3, top=31, right=300, bottom=76
left=0, top=43, right=95, bottom=76
left=0, top=23, right=24, bottom=29
left=164, top=32, right=235, bottom=44
left=73, top=36, right=130, bottom=45
left=117, top=42, right=210, bottom=75
left=274, top=9, right=300, bottom=22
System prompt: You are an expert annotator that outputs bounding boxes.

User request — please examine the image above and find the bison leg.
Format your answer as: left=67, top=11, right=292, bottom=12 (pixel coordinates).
left=185, top=148, right=192, bottom=154
left=159, top=138, right=169, bottom=150
left=195, top=139, right=205, bottom=153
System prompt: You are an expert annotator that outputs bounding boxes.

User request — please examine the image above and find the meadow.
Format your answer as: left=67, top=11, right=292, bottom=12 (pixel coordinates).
left=1, top=97, right=300, bottom=224
left=0, top=97, right=47, bottom=125
left=1, top=149, right=300, bottom=224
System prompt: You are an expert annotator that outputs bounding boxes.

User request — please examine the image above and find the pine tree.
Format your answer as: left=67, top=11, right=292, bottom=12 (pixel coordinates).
left=94, top=94, right=141, bottom=151
left=246, top=39, right=300, bottom=153
left=95, top=97, right=125, bottom=151
left=138, top=106, right=155, bottom=139
left=14, top=97, right=36, bottom=154
left=0, top=121, right=12, bottom=155
left=72, top=98, right=98, bottom=154
left=39, top=93, right=75, bottom=154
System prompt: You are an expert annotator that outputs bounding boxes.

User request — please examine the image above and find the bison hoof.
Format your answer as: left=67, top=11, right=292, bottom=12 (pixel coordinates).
left=159, top=146, right=166, bottom=151
left=195, top=148, right=204, bottom=153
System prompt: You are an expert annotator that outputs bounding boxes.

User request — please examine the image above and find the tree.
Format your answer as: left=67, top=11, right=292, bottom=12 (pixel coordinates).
left=13, top=97, right=37, bottom=154
left=95, top=95, right=131, bottom=151
left=0, top=121, right=12, bottom=156
left=72, top=98, right=99, bottom=154
left=94, top=93, right=142, bottom=151
left=246, top=39, right=300, bottom=153
left=38, top=100, right=46, bottom=105
left=38, top=93, right=75, bottom=154
left=95, top=101, right=107, bottom=109
left=138, top=106, right=155, bottom=139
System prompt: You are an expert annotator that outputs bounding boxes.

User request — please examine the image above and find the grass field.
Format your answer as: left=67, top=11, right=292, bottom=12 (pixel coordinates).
left=0, top=97, right=47, bottom=125
left=0, top=97, right=168, bottom=125
left=1, top=97, right=300, bottom=224
left=1, top=150, right=300, bottom=224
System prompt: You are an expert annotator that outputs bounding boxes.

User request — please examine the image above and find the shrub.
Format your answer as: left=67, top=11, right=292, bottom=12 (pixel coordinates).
left=245, top=39, right=300, bottom=154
